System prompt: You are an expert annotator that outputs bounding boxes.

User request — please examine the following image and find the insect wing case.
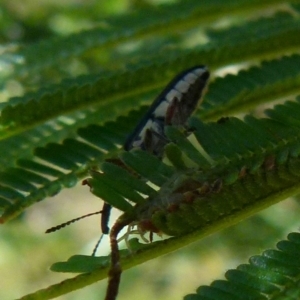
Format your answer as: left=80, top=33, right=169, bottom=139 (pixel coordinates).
left=124, top=66, right=209, bottom=155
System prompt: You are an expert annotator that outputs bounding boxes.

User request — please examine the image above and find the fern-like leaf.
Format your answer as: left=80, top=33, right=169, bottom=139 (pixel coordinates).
left=1, top=2, right=300, bottom=300
left=185, top=232, right=300, bottom=300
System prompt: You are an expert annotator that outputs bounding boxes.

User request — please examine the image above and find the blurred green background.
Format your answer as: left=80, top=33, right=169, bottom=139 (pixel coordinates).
left=0, top=1, right=300, bottom=299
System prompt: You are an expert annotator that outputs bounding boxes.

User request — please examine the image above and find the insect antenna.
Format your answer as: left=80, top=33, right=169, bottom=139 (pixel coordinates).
left=45, top=210, right=102, bottom=233
left=91, top=233, right=104, bottom=256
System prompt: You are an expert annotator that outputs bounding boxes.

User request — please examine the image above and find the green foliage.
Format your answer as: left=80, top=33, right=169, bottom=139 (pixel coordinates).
left=185, top=232, right=300, bottom=300
left=1, top=0, right=300, bottom=299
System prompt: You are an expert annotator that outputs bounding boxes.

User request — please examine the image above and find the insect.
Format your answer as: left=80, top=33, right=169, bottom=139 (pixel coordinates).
left=102, top=65, right=210, bottom=300
left=100, top=65, right=210, bottom=240
left=46, top=65, right=210, bottom=299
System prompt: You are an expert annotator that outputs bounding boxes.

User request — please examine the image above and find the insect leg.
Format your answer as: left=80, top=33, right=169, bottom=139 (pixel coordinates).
left=105, top=218, right=130, bottom=300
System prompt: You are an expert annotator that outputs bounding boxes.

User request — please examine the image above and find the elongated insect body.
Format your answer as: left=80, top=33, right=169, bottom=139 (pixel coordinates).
left=103, top=66, right=210, bottom=300
left=101, top=65, right=209, bottom=240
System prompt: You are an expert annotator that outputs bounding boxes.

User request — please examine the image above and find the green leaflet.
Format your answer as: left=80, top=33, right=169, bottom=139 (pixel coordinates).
left=87, top=173, right=132, bottom=212
left=164, top=126, right=211, bottom=168
left=101, top=161, right=157, bottom=199
left=200, top=54, right=300, bottom=119
left=51, top=255, right=110, bottom=274
left=0, top=106, right=151, bottom=222
left=185, top=232, right=300, bottom=300
left=120, top=150, right=174, bottom=186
